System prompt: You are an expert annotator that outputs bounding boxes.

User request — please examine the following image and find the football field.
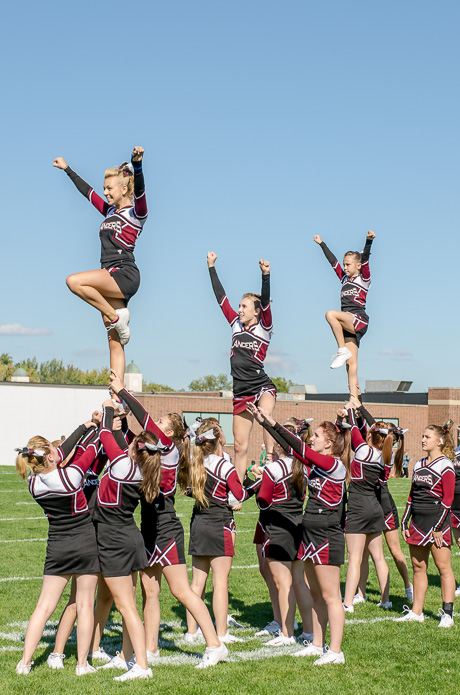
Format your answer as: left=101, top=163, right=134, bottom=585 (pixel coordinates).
left=1, top=469, right=458, bottom=695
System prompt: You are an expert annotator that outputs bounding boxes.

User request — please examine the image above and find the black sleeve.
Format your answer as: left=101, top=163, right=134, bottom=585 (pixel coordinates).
left=319, top=241, right=338, bottom=267
left=112, top=428, right=128, bottom=452
left=261, top=273, right=270, bottom=307
left=131, top=159, right=145, bottom=198
left=119, top=388, right=148, bottom=429
left=102, top=406, right=114, bottom=430
left=361, top=238, right=373, bottom=264
left=260, top=421, right=304, bottom=457
left=357, top=404, right=376, bottom=427
left=209, top=266, right=226, bottom=303
left=65, top=166, right=92, bottom=198
left=59, top=423, right=93, bottom=459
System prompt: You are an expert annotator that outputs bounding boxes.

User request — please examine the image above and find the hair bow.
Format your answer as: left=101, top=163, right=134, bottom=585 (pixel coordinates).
left=194, top=429, right=216, bottom=446
left=137, top=441, right=169, bottom=453
left=118, top=161, right=134, bottom=177
left=15, top=447, right=46, bottom=457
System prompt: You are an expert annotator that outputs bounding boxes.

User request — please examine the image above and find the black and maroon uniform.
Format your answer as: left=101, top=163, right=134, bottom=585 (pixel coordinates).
left=261, top=421, right=346, bottom=566
left=451, top=446, right=460, bottom=529
left=29, top=430, right=100, bottom=576
left=319, top=237, right=372, bottom=346
left=189, top=454, right=256, bottom=557
left=118, top=388, right=186, bottom=567
left=209, top=266, right=276, bottom=414
left=257, top=456, right=306, bottom=561
left=377, top=456, right=400, bottom=531
left=65, top=159, right=148, bottom=303
left=401, top=455, right=455, bottom=546
left=94, top=407, right=147, bottom=576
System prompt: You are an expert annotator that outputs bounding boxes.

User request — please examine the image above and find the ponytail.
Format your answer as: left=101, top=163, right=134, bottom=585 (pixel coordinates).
left=135, top=431, right=162, bottom=503
left=190, top=423, right=221, bottom=508
left=15, top=436, right=50, bottom=479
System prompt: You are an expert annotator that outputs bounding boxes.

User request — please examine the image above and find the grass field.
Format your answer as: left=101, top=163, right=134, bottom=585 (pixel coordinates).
left=1, top=469, right=459, bottom=695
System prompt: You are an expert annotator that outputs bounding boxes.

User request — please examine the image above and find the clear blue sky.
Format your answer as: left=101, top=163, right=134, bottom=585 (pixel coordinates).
left=2, top=0, right=459, bottom=392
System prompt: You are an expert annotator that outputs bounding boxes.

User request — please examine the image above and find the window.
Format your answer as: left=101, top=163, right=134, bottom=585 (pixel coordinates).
left=183, top=412, right=234, bottom=445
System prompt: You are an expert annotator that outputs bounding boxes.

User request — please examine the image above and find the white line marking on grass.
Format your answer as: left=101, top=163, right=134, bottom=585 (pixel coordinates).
left=0, top=489, right=29, bottom=493
left=0, top=576, right=41, bottom=582
left=0, top=517, right=46, bottom=521
left=0, top=538, right=46, bottom=543
left=15, top=502, right=36, bottom=505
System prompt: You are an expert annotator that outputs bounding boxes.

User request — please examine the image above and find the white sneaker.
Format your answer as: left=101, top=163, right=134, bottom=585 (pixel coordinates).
left=343, top=604, right=354, bottom=613
left=227, top=614, right=244, bottom=628
left=16, top=660, right=33, bottom=675
left=113, top=664, right=152, bottom=681
left=195, top=643, right=229, bottom=669
left=184, top=631, right=204, bottom=643
left=353, top=593, right=367, bottom=605
left=438, top=610, right=454, bottom=628
left=314, top=649, right=345, bottom=666
left=405, top=585, right=413, bottom=602
left=219, top=632, right=243, bottom=644
left=265, top=632, right=296, bottom=647
left=377, top=601, right=392, bottom=609
left=330, top=348, right=352, bottom=369
left=298, top=632, right=313, bottom=644
left=47, top=652, right=65, bottom=669
left=89, top=648, right=112, bottom=663
left=97, top=652, right=129, bottom=670
left=76, top=663, right=96, bottom=676
left=292, top=643, right=324, bottom=657
left=455, top=586, right=460, bottom=597
left=395, top=605, right=424, bottom=622
left=255, top=620, right=281, bottom=636
left=146, top=650, right=160, bottom=665
left=112, top=308, right=130, bottom=346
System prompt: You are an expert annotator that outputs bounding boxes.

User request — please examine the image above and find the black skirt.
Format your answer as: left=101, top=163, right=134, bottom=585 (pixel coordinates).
left=377, top=486, right=400, bottom=531
left=262, top=509, right=303, bottom=562
left=143, top=514, right=186, bottom=567
left=95, top=519, right=147, bottom=576
left=297, top=511, right=344, bottom=566
left=407, top=504, right=452, bottom=547
left=188, top=507, right=235, bottom=557
left=253, top=510, right=268, bottom=545
left=345, top=492, right=385, bottom=534
left=105, top=263, right=140, bottom=304
left=44, top=521, right=100, bottom=575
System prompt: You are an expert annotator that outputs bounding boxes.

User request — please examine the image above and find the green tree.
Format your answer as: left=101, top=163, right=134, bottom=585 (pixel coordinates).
left=270, top=376, right=294, bottom=393
left=142, top=380, right=175, bottom=393
left=188, top=374, right=232, bottom=391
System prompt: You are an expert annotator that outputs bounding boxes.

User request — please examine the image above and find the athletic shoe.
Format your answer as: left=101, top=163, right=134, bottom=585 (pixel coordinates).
left=113, top=308, right=130, bottom=346
left=395, top=605, right=424, bottom=622
left=113, top=664, right=152, bottom=681
left=292, top=643, right=325, bottom=657
left=313, top=649, right=345, bottom=666
left=298, top=632, right=313, bottom=644
left=97, top=652, right=129, bottom=670
left=455, top=586, right=460, bottom=597
left=47, top=652, right=65, bottom=669
left=16, top=660, right=33, bottom=675
left=405, top=585, right=413, bottom=602
left=195, top=643, right=229, bottom=669
left=227, top=614, right=244, bottom=628
left=184, top=630, right=204, bottom=643
left=76, top=663, right=96, bottom=676
left=330, top=348, right=352, bottom=369
left=377, top=601, right=393, bottom=609
left=146, top=650, right=160, bottom=665
left=438, top=611, right=454, bottom=628
left=89, top=648, right=113, bottom=663
left=353, top=593, right=367, bottom=605
left=293, top=618, right=299, bottom=630
left=255, top=620, right=281, bottom=636
left=265, top=633, right=296, bottom=647
left=219, top=632, right=243, bottom=644
left=343, top=604, right=354, bottom=613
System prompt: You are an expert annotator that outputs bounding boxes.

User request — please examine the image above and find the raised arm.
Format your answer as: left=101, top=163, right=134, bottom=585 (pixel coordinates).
left=207, top=252, right=238, bottom=325
left=360, top=231, right=375, bottom=281
left=346, top=405, right=367, bottom=450
left=259, top=259, right=272, bottom=331
left=314, top=235, right=344, bottom=281
left=53, top=156, right=109, bottom=216
left=57, top=422, right=96, bottom=464
left=131, top=146, right=148, bottom=221
left=99, top=405, right=127, bottom=464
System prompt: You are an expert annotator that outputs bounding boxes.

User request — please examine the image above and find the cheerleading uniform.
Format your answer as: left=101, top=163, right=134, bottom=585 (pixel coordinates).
left=64, top=159, right=148, bottom=303
left=117, top=389, right=186, bottom=567
left=261, top=421, right=346, bottom=566
left=257, top=456, right=306, bottom=562
left=401, top=455, right=455, bottom=546
left=94, top=407, right=147, bottom=576
left=28, top=426, right=100, bottom=576
left=209, top=266, right=276, bottom=414
left=189, top=455, right=257, bottom=557
left=451, top=446, right=460, bottom=529
left=319, top=237, right=372, bottom=346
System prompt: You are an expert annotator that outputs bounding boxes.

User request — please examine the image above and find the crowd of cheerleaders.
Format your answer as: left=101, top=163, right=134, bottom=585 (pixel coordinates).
left=14, top=375, right=460, bottom=679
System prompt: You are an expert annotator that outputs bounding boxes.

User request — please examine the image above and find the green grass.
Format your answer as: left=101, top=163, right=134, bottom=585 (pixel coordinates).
left=0, top=470, right=458, bottom=694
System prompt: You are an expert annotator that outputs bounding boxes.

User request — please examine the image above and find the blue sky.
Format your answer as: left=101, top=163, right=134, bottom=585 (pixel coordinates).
left=2, top=0, right=458, bottom=392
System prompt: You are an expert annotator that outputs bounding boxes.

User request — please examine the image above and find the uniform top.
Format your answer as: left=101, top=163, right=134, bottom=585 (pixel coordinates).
left=29, top=437, right=99, bottom=531
left=454, top=446, right=460, bottom=495
left=401, top=455, right=455, bottom=532
left=193, top=453, right=256, bottom=513
left=261, top=421, right=346, bottom=512
left=209, top=266, right=274, bottom=397
left=95, top=407, right=143, bottom=525
left=319, top=238, right=372, bottom=316
left=347, top=408, right=385, bottom=495
left=257, top=455, right=306, bottom=514
left=65, top=160, right=148, bottom=267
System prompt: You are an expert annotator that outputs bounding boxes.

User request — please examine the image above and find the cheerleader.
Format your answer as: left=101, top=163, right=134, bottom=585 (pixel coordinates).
left=342, top=402, right=391, bottom=610
left=109, top=374, right=228, bottom=670
left=313, top=231, right=375, bottom=399
left=207, top=251, right=276, bottom=480
left=186, top=421, right=257, bottom=643
left=255, top=422, right=313, bottom=647
left=397, top=424, right=456, bottom=626
left=249, top=404, right=351, bottom=666
left=15, top=420, right=101, bottom=675
left=53, top=147, right=147, bottom=377
left=452, top=441, right=460, bottom=596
